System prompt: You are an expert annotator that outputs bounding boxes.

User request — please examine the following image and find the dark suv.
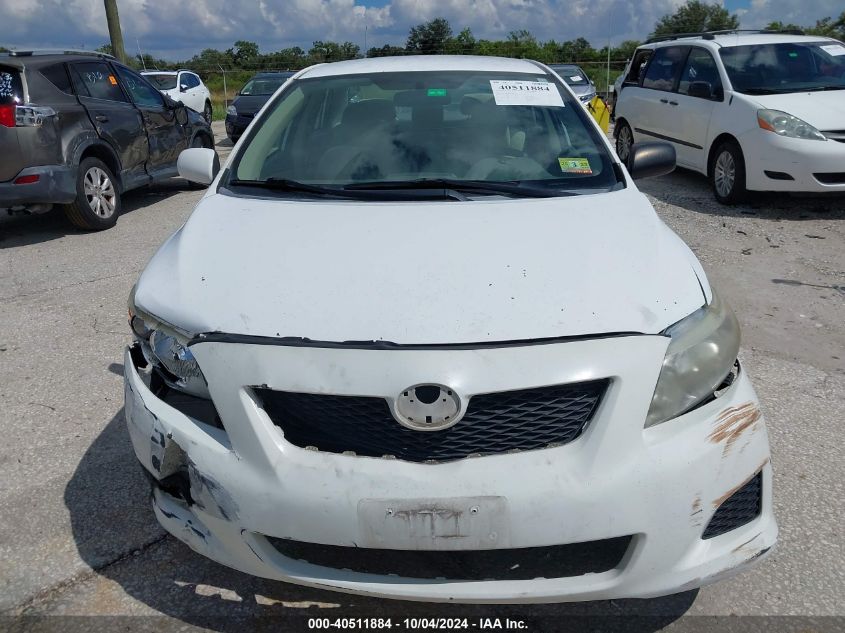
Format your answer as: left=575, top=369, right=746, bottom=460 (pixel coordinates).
left=224, top=71, right=293, bottom=142
left=0, top=50, right=214, bottom=230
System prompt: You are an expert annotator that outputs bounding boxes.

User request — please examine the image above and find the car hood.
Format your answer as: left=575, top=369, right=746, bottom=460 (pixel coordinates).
left=751, top=90, right=845, bottom=131
left=134, top=188, right=708, bottom=345
left=232, top=94, right=272, bottom=116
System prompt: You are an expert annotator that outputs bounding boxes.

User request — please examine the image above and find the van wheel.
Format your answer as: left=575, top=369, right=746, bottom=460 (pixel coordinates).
left=62, top=157, right=120, bottom=230
left=615, top=121, right=633, bottom=164
left=203, top=101, right=213, bottom=123
left=710, top=140, right=747, bottom=204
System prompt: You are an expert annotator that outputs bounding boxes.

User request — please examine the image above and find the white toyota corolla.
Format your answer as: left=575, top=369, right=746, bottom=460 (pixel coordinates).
left=124, top=55, right=776, bottom=602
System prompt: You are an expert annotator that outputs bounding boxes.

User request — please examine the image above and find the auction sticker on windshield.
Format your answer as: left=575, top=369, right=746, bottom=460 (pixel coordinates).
left=820, top=44, right=845, bottom=56
left=490, top=80, right=564, bottom=107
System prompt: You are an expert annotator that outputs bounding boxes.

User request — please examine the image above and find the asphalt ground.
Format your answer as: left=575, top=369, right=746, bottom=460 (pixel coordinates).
left=0, top=122, right=842, bottom=632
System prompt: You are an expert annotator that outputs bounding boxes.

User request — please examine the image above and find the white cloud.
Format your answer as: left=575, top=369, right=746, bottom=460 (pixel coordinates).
left=733, top=0, right=843, bottom=28
left=0, top=0, right=840, bottom=61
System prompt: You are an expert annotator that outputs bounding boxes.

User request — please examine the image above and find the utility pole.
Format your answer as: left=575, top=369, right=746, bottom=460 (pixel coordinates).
left=103, top=0, right=127, bottom=63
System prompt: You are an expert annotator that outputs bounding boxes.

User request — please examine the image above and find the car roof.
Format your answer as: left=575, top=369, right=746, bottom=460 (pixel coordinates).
left=299, top=55, right=545, bottom=79
left=642, top=32, right=838, bottom=50
left=0, top=52, right=119, bottom=68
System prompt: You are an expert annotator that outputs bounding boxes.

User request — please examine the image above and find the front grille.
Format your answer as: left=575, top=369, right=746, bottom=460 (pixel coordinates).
left=267, top=535, right=632, bottom=580
left=702, top=472, right=762, bottom=539
left=814, top=172, right=845, bottom=185
left=255, top=379, right=608, bottom=463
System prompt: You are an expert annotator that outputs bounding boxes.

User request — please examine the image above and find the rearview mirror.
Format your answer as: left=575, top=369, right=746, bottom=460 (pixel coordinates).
left=626, top=142, right=676, bottom=180
left=177, top=147, right=220, bottom=185
left=688, top=81, right=714, bottom=99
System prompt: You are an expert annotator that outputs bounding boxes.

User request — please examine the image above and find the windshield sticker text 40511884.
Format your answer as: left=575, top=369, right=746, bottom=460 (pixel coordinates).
left=489, top=80, right=565, bottom=107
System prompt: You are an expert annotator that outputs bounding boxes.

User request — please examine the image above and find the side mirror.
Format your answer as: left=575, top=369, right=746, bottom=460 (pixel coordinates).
left=177, top=147, right=220, bottom=185
left=180, top=84, right=189, bottom=92
left=626, top=141, right=676, bottom=180
left=688, top=81, right=714, bottom=99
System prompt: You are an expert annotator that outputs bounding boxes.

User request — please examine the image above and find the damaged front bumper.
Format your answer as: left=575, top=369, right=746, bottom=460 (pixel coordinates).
left=124, top=335, right=777, bottom=603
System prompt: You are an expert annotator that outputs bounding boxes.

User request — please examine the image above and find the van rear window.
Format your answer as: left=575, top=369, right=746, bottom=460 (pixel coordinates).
left=0, top=67, right=23, bottom=104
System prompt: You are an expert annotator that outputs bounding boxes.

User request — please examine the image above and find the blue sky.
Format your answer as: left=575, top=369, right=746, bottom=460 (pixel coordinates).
left=1, top=0, right=842, bottom=61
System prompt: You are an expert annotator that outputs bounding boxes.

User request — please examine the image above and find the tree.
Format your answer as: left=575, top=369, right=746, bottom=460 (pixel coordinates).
left=308, top=41, right=360, bottom=62
left=406, top=17, right=453, bottom=54
left=95, top=43, right=113, bottom=56
left=764, top=21, right=802, bottom=32
left=444, top=27, right=476, bottom=55
left=652, top=0, right=739, bottom=37
left=367, top=44, right=405, bottom=58
left=806, top=12, right=845, bottom=39
left=226, top=40, right=259, bottom=65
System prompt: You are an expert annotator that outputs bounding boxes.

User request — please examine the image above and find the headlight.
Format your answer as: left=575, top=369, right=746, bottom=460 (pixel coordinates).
left=580, top=92, right=596, bottom=103
left=757, top=109, right=826, bottom=141
left=645, top=289, right=740, bottom=427
left=128, top=291, right=209, bottom=398
left=226, top=105, right=237, bottom=116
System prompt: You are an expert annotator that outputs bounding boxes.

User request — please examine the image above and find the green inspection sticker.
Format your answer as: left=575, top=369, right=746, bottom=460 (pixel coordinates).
left=427, top=88, right=447, bottom=96
left=558, top=157, right=592, bottom=174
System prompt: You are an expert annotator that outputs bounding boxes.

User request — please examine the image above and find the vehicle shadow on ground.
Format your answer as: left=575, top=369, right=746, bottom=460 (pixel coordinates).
left=0, top=180, right=192, bottom=249
left=64, top=408, right=697, bottom=631
left=638, top=169, right=845, bottom=221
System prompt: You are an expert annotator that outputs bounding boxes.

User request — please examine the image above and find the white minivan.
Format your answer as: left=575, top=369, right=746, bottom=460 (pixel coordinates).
left=614, top=32, right=845, bottom=203
left=124, top=55, right=776, bottom=602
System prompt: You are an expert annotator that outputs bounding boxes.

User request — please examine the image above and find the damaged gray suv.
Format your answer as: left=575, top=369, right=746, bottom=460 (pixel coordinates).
left=0, top=50, right=214, bottom=230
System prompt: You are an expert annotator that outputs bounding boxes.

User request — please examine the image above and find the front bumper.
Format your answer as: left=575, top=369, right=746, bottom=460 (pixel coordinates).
left=124, top=335, right=776, bottom=603
left=740, top=129, right=845, bottom=193
left=224, top=114, right=252, bottom=139
left=0, top=165, right=76, bottom=208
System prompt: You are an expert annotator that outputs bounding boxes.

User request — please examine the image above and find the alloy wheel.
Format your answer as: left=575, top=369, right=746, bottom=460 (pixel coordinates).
left=83, top=167, right=117, bottom=218
left=714, top=151, right=736, bottom=198
left=617, top=125, right=633, bottom=162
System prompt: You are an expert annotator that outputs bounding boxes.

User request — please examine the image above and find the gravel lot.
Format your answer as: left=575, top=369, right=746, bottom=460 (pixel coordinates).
left=0, top=122, right=842, bottom=631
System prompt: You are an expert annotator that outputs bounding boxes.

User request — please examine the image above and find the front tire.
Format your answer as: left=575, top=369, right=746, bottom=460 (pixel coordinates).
left=615, top=121, right=634, bottom=164
left=203, top=101, right=213, bottom=123
left=62, top=157, right=120, bottom=231
left=710, top=140, right=747, bottom=205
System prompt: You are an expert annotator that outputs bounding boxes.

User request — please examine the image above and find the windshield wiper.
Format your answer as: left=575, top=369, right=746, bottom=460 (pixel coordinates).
left=226, top=178, right=467, bottom=201
left=344, top=178, right=576, bottom=198
left=228, top=178, right=344, bottom=195
left=740, top=87, right=783, bottom=95
left=803, top=85, right=845, bottom=92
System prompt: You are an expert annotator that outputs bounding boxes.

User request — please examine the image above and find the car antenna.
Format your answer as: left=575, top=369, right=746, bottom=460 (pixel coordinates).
left=136, top=37, right=146, bottom=70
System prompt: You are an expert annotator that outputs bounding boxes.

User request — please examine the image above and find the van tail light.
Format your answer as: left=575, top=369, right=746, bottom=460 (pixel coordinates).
left=0, top=104, right=14, bottom=127
left=14, top=174, right=40, bottom=185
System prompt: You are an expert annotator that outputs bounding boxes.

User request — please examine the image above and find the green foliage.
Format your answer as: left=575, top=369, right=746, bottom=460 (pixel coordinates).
left=652, top=0, right=739, bottom=37
left=805, top=11, right=845, bottom=39
left=406, top=17, right=453, bottom=53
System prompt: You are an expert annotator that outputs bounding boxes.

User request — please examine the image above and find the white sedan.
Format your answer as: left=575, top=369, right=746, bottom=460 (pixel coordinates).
left=142, top=70, right=212, bottom=122
left=124, top=55, right=776, bottom=602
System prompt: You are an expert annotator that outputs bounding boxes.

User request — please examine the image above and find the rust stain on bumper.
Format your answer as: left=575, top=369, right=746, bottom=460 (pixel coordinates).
left=708, top=402, right=762, bottom=455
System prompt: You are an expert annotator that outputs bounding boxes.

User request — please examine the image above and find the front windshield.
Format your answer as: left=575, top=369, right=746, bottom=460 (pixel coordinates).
left=551, top=66, right=590, bottom=86
left=145, top=74, right=177, bottom=90
left=240, top=75, right=291, bottom=96
left=227, top=70, right=619, bottom=196
left=720, top=41, right=845, bottom=94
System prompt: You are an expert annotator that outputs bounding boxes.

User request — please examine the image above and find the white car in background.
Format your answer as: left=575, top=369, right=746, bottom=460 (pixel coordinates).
left=142, top=70, right=212, bottom=122
left=614, top=31, right=845, bottom=203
